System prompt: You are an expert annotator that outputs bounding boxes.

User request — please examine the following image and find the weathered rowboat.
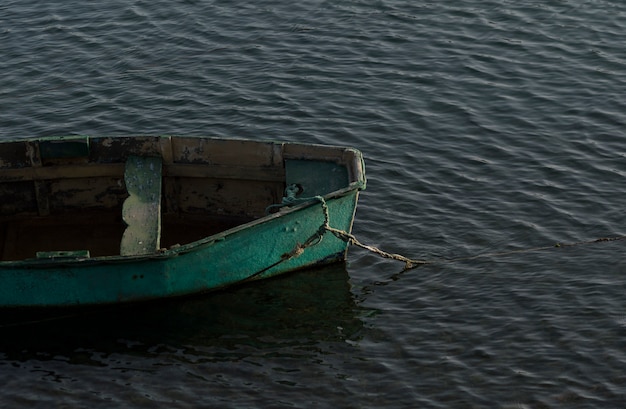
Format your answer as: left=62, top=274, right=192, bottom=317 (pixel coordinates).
left=0, top=136, right=365, bottom=308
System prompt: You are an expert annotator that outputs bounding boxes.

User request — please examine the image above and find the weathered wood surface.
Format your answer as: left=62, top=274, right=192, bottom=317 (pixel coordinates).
left=0, top=163, right=283, bottom=182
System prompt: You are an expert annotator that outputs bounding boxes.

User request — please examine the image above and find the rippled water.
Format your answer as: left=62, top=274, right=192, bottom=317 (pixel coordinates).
left=1, top=0, right=625, bottom=407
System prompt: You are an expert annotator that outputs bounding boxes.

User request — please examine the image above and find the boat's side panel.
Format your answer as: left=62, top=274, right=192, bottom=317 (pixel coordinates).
left=164, top=137, right=285, bottom=219
left=162, top=191, right=360, bottom=293
left=0, top=191, right=358, bottom=307
left=169, top=137, right=283, bottom=168
left=172, top=177, right=281, bottom=219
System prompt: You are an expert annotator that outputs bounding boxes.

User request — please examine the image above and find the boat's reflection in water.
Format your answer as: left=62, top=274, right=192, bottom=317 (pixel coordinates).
left=0, top=263, right=367, bottom=364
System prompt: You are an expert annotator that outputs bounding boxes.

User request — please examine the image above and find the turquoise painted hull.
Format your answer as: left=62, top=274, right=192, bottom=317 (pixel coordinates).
left=0, top=136, right=365, bottom=308
left=0, top=191, right=358, bottom=307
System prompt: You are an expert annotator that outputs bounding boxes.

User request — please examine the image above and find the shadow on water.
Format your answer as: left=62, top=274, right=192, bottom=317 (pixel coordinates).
left=0, top=263, right=366, bottom=364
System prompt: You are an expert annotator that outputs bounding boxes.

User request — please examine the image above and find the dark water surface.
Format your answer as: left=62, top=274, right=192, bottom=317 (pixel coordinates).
left=1, top=1, right=625, bottom=407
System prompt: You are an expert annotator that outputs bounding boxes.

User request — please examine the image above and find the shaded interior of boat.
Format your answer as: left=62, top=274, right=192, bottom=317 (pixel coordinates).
left=0, top=136, right=362, bottom=262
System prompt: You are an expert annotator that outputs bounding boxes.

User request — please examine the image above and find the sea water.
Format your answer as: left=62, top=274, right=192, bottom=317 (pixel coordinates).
left=1, top=1, right=625, bottom=407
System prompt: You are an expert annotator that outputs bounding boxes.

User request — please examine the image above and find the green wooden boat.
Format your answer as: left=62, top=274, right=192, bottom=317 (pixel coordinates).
left=0, top=136, right=365, bottom=308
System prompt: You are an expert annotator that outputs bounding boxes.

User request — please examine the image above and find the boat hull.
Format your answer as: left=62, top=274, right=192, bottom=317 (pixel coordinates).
left=0, top=135, right=364, bottom=307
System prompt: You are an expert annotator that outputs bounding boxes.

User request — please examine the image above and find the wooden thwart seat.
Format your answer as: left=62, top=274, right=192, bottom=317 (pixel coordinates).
left=120, top=156, right=163, bottom=256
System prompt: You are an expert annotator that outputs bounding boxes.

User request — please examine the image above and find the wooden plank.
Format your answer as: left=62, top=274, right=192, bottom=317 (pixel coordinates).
left=120, top=156, right=163, bottom=256
left=162, top=175, right=180, bottom=214
left=282, top=143, right=347, bottom=162
left=47, top=177, right=128, bottom=210
left=176, top=178, right=281, bottom=218
left=159, top=135, right=174, bottom=164
left=38, top=136, right=90, bottom=159
left=164, top=163, right=284, bottom=181
left=36, top=250, right=90, bottom=259
left=26, top=140, right=42, bottom=167
left=89, top=136, right=163, bottom=163
left=0, top=163, right=283, bottom=182
left=0, top=163, right=125, bottom=182
left=170, top=137, right=281, bottom=166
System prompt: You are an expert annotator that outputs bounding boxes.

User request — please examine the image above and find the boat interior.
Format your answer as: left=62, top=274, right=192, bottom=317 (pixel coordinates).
left=0, top=136, right=362, bottom=261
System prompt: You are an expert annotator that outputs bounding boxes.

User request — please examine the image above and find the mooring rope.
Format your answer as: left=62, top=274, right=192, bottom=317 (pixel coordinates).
left=259, top=188, right=625, bottom=276
left=265, top=184, right=307, bottom=214
left=309, top=195, right=625, bottom=270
